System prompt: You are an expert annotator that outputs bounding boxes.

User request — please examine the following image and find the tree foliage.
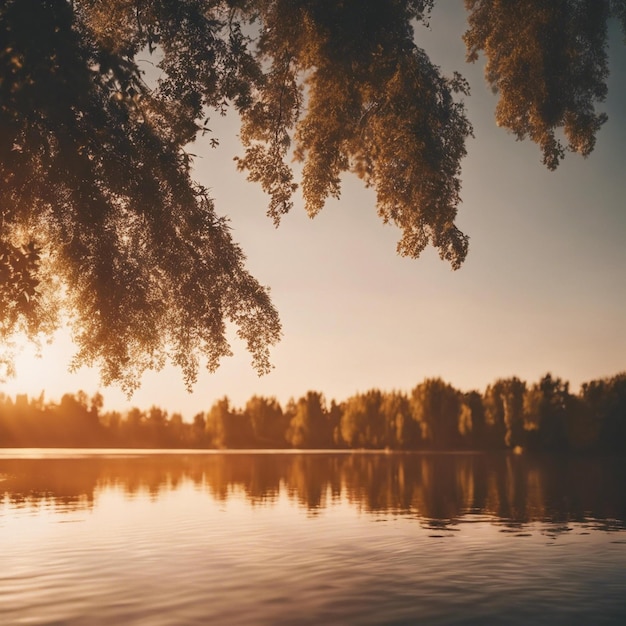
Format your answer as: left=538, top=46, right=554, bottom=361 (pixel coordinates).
left=410, top=377, right=463, bottom=448
left=1, top=0, right=281, bottom=392
left=1, top=0, right=624, bottom=389
left=464, top=0, right=616, bottom=170
left=2, top=370, right=626, bottom=452
left=237, top=0, right=471, bottom=266
left=484, top=377, right=526, bottom=448
left=285, top=390, right=331, bottom=448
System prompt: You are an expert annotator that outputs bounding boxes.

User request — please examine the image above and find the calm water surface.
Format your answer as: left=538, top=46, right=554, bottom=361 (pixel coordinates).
left=1, top=450, right=625, bottom=625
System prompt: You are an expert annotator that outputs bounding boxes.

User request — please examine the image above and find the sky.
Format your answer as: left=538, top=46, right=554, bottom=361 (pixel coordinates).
left=2, top=4, right=625, bottom=418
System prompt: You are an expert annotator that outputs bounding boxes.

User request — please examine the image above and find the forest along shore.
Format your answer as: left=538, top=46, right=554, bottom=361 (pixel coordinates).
left=1, top=372, right=625, bottom=453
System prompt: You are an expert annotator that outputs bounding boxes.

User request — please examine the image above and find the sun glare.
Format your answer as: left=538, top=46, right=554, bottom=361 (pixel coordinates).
left=1, top=331, right=99, bottom=403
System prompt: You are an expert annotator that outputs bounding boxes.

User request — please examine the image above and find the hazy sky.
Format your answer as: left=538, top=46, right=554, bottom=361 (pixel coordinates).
left=3, top=4, right=625, bottom=417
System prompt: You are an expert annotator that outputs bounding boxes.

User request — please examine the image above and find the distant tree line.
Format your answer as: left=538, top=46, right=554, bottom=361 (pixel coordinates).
left=1, top=372, right=625, bottom=452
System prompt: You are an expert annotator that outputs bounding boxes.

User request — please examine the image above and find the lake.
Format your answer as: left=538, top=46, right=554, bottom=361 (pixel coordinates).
left=1, top=450, right=625, bottom=625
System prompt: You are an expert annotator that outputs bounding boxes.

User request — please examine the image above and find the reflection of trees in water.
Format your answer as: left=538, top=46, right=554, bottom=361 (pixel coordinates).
left=1, top=453, right=625, bottom=530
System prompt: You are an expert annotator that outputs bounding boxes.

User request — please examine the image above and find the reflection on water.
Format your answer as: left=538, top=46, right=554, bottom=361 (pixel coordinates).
left=2, top=451, right=626, bottom=625
left=1, top=450, right=625, bottom=529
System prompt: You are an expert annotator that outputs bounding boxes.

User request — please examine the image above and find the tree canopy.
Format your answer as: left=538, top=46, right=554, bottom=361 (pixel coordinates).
left=2, top=370, right=626, bottom=452
left=1, top=0, right=624, bottom=390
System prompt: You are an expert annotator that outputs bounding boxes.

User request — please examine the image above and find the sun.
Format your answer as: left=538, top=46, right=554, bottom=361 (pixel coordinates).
left=0, top=330, right=99, bottom=403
